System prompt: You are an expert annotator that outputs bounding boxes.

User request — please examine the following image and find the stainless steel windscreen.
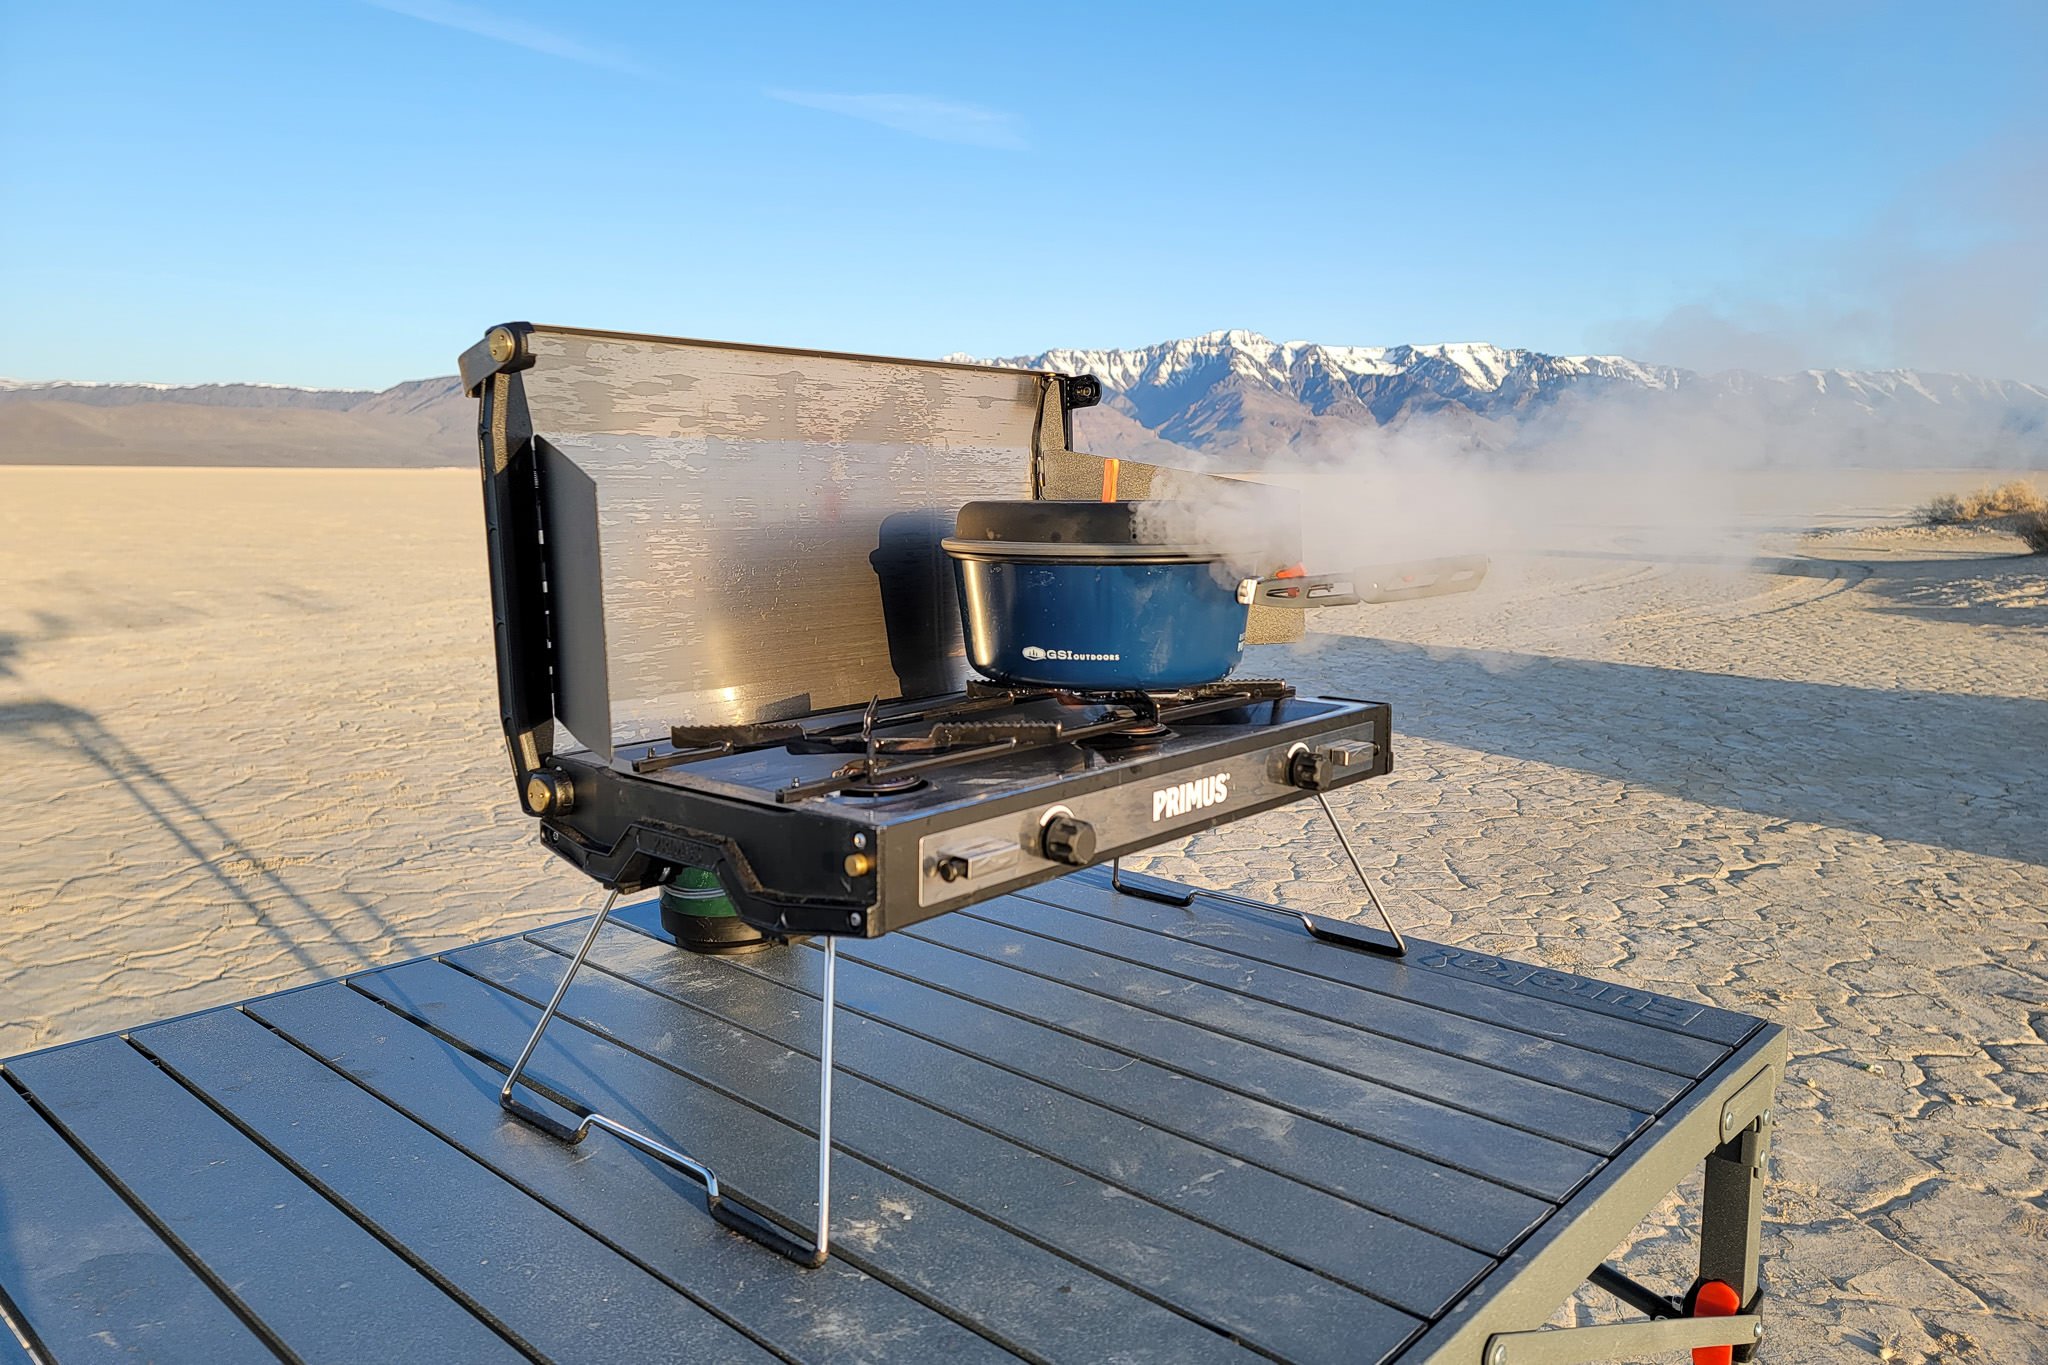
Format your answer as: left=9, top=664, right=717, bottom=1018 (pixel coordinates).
left=518, top=328, right=1048, bottom=756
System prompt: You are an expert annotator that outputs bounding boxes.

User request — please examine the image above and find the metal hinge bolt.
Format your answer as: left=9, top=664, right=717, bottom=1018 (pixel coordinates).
left=525, top=769, right=574, bottom=815
left=1490, top=1346, right=1507, bottom=1365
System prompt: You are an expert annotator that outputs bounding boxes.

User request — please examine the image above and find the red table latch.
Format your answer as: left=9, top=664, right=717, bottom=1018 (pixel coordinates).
left=1691, top=1279, right=1743, bottom=1365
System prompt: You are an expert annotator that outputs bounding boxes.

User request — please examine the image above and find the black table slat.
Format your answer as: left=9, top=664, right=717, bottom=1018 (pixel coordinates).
left=133, top=1008, right=781, bottom=1365
left=5, top=1036, right=526, bottom=1365
left=0, top=1078, right=276, bottom=1365
left=526, top=917, right=1491, bottom=1319
left=244, top=983, right=1022, bottom=1365
left=351, top=956, right=1262, bottom=1365
left=831, top=931, right=1597, bottom=1201
left=609, top=899, right=1549, bottom=1256
left=1026, top=873, right=1748, bottom=1064
left=442, top=937, right=1423, bottom=1365
left=966, top=895, right=1686, bottom=1113
left=912, top=909, right=1650, bottom=1152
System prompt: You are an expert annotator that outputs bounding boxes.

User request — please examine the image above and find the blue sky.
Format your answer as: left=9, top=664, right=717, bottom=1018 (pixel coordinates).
left=3, top=1, right=2044, bottom=388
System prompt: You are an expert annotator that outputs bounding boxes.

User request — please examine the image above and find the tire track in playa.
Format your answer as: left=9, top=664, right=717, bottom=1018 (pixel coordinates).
left=1601, top=556, right=1873, bottom=630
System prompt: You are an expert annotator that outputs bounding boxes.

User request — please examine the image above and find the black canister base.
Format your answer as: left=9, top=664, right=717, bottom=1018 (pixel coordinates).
left=659, top=903, right=778, bottom=954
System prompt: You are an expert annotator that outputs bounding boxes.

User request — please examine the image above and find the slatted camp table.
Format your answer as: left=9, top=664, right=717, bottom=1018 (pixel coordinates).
left=0, top=869, right=1784, bottom=1364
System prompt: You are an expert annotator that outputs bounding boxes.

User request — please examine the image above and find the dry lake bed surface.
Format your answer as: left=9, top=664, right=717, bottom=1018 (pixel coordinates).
left=1, top=464, right=2043, bottom=1362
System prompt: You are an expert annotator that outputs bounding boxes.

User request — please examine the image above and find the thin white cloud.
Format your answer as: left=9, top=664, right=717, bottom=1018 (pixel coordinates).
left=766, top=89, right=1026, bottom=150
left=362, top=0, right=646, bottom=76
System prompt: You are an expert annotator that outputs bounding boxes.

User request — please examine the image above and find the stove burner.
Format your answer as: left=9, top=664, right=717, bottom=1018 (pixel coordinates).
left=831, top=764, right=930, bottom=797
left=1084, top=721, right=1171, bottom=750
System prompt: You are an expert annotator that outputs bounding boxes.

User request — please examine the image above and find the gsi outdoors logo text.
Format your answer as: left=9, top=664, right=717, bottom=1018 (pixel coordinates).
left=1021, top=644, right=1122, bottom=662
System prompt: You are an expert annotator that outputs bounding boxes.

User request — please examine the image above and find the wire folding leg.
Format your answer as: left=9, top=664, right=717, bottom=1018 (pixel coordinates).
left=498, top=886, right=836, bottom=1267
left=1109, top=855, right=1195, bottom=906
left=1102, top=793, right=1406, bottom=957
left=1312, top=789, right=1407, bottom=956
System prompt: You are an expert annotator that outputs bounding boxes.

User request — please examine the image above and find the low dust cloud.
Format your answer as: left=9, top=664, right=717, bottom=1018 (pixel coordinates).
left=1604, top=143, right=2048, bottom=387
left=1138, top=373, right=2039, bottom=663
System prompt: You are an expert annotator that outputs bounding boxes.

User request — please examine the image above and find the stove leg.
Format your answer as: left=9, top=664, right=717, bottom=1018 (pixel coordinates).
left=1110, top=856, right=1196, bottom=908
left=497, top=886, right=831, bottom=1267
left=1311, top=791, right=1407, bottom=957
left=813, top=936, right=837, bottom=1262
left=498, top=886, right=622, bottom=1133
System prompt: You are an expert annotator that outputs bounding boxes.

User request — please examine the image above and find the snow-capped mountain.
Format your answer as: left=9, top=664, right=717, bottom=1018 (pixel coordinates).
left=994, top=330, right=1678, bottom=406
left=959, top=330, right=2048, bottom=466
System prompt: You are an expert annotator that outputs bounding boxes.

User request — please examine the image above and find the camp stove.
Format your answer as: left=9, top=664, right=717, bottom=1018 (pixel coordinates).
left=529, top=676, right=1393, bottom=947
left=459, top=322, right=1405, bottom=1268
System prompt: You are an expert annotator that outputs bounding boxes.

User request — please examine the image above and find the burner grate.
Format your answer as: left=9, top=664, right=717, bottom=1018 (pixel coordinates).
left=671, top=719, right=806, bottom=749
left=769, top=680, right=1297, bottom=803
left=926, top=718, right=1078, bottom=746
left=630, top=681, right=1301, bottom=797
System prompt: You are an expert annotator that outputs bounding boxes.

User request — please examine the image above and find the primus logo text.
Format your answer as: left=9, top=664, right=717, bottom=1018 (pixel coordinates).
left=1153, top=772, right=1230, bottom=822
left=1020, top=645, right=1122, bottom=662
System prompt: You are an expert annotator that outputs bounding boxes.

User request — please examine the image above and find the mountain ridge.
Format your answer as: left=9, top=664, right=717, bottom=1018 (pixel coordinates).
left=959, top=329, right=2048, bottom=466
left=5, top=330, right=2044, bottom=467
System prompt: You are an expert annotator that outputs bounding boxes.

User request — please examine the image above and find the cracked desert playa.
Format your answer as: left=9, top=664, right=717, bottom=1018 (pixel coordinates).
left=2, top=464, right=2043, bottom=1362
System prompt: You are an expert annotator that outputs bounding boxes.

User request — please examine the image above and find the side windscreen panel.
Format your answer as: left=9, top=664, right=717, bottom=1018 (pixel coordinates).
left=519, top=330, right=1039, bottom=755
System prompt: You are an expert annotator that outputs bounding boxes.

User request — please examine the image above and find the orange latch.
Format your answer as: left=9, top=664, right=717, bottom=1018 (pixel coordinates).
left=1691, top=1279, right=1742, bottom=1365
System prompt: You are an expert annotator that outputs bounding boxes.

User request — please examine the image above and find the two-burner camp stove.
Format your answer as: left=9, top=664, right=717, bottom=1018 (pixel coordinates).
left=460, top=322, right=1405, bottom=1266
left=533, top=677, right=1393, bottom=947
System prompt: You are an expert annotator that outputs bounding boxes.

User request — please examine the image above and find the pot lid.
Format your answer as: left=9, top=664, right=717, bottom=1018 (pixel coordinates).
left=946, top=499, right=1221, bottom=559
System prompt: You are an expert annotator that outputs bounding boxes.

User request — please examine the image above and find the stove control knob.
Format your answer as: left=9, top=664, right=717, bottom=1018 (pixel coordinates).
left=1288, top=740, right=1379, bottom=792
left=1039, top=814, right=1097, bottom=866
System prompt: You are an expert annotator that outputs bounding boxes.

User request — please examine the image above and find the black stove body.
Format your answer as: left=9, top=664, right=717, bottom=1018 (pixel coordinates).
left=537, top=681, right=1390, bottom=939
left=461, top=322, right=1393, bottom=943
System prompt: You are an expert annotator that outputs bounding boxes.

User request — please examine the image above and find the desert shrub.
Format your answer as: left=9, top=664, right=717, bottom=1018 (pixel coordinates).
left=2017, top=510, right=2048, bottom=555
left=1923, top=493, right=1968, bottom=524
left=1920, top=480, right=2046, bottom=524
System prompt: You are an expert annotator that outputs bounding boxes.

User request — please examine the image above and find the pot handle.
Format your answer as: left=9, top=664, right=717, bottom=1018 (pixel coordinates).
left=1237, top=574, right=1363, bottom=609
left=1350, top=554, right=1490, bottom=603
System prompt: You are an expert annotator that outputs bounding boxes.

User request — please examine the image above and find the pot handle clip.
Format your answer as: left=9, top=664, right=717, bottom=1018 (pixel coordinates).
left=1238, top=574, right=1363, bottom=610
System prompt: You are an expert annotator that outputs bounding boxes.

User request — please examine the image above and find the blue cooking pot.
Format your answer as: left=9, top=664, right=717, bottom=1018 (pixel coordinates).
left=943, top=500, right=1358, bottom=692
